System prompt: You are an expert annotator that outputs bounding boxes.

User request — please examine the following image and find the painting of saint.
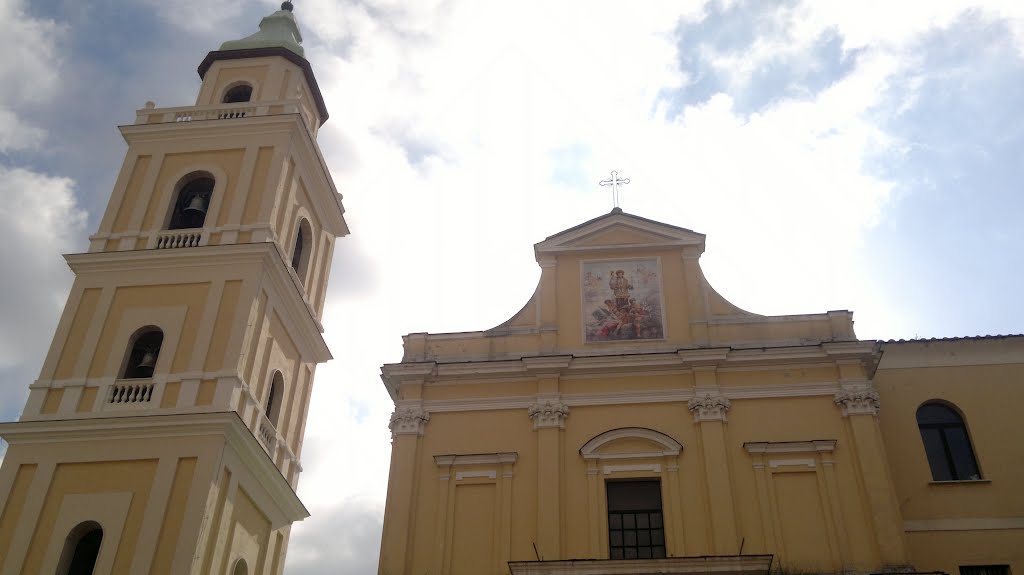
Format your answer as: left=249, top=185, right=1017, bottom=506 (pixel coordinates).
left=582, top=259, right=665, bottom=342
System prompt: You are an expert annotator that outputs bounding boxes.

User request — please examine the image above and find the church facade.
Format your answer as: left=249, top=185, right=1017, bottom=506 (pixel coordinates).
left=378, top=209, right=1023, bottom=574
left=0, top=5, right=344, bottom=574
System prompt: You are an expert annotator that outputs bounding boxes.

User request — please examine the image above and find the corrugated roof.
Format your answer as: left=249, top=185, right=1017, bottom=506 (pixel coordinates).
left=882, top=334, right=1024, bottom=344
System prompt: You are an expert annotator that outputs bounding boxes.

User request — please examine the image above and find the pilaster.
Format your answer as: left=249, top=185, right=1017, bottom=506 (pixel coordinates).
left=529, top=394, right=567, bottom=559
left=688, top=368, right=739, bottom=555
left=379, top=401, right=428, bottom=575
left=834, top=379, right=910, bottom=568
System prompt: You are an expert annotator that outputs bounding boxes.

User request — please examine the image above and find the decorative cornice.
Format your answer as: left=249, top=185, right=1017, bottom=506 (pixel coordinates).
left=434, top=452, right=517, bottom=467
left=744, top=440, right=836, bottom=455
left=834, top=382, right=880, bottom=416
left=509, top=554, right=773, bottom=575
left=688, top=392, right=731, bottom=423
left=527, top=398, right=569, bottom=430
left=388, top=405, right=430, bottom=436
left=0, top=412, right=307, bottom=527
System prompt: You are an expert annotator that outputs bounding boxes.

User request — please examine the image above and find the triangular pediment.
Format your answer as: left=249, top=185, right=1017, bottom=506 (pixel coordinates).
left=535, top=209, right=705, bottom=257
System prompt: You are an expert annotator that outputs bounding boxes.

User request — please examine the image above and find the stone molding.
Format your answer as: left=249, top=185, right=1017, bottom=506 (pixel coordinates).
left=389, top=405, right=430, bottom=436
left=688, top=392, right=731, bottom=422
left=528, top=398, right=570, bottom=430
left=834, top=382, right=880, bottom=416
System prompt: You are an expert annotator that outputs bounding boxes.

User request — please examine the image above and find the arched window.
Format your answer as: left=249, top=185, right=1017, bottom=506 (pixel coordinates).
left=168, top=175, right=214, bottom=230
left=122, top=328, right=163, bottom=379
left=266, top=372, right=284, bottom=426
left=232, top=558, right=249, bottom=575
left=57, top=521, right=103, bottom=575
left=917, top=402, right=981, bottom=481
left=223, top=84, right=253, bottom=103
left=291, top=219, right=312, bottom=282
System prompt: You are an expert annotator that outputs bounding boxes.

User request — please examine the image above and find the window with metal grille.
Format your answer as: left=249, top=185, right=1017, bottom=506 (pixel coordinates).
left=606, top=480, right=665, bottom=560
left=960, top=565, right=1010, bottom=575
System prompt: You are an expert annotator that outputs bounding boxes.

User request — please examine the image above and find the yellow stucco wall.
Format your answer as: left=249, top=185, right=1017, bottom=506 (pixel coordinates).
left=20, top=459, right=158, bottom=573
left=0, top=463, right=37, bottom=559
left=149, top=457, right=196, bottom=575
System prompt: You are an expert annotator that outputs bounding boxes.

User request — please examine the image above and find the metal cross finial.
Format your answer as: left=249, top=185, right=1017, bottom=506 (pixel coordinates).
left=599, top=171, right=631, bottom=209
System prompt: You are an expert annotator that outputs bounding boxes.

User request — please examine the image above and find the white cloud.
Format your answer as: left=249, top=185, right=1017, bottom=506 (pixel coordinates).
left=137, top=0, right=245, bottom=34
left=0, top=167, right=85, bottom=370
left=0, top=0, right=64, bottom=151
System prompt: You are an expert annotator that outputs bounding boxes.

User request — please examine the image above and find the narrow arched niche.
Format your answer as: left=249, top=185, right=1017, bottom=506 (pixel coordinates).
left=232, top=558, right=249, bottom=575
left=56, top=521, right=103, bottom=575
left=266, top=371, right=285, bottom=427
left=291, top=218, right=312, bottom=284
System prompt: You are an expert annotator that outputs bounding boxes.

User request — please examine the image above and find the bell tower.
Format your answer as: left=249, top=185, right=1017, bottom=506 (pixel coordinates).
left=0, top=4, right=346, bottom=574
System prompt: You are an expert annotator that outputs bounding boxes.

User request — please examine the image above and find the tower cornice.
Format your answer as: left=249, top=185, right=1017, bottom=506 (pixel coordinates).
left=0, top=412, right=309, bottom=529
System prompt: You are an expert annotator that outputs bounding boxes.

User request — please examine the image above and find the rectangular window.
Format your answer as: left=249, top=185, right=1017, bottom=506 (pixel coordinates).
left=606, top=480, right=665, bottom=560
left=960, top=566, right=1010, bottom=575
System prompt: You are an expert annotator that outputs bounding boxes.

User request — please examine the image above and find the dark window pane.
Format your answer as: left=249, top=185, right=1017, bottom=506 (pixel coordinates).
left=919, top=427, right=952, bottom=480
left=606, top=481, right=662, bottom=511
left=946, top=427, right=981, bottom=479
left=961, top=566, right=1009, bottom=575
left=606, top=479, right=664, bottom=561
left=917, top=403, right=961, bottom=425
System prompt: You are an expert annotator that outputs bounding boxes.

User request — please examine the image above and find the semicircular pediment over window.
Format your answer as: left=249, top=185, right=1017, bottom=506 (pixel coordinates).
left=579, top=427, right=683, bottom=461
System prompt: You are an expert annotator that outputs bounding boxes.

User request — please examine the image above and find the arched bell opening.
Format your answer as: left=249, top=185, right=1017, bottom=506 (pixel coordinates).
left=222, top=83, right=253, bottom=104
left=121, top=327, right=164, bottom=379
left=168, top=174, right=215, bottom=230
left=291, top=218, right=312, bottom=284
left=266, top=371, right=285, bottom=427
left=56, top=521, right=103, bottom=575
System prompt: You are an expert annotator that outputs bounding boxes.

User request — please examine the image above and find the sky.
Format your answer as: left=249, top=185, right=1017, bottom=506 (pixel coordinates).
left=0, top=0, right=1022, bottom=572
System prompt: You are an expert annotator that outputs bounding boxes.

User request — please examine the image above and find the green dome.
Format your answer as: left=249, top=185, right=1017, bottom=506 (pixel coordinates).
left=219, top=3, right=304, bottom=57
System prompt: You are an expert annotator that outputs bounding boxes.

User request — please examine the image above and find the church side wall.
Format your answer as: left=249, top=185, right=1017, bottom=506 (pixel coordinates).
left=877, top=339, right=1024, bottom=574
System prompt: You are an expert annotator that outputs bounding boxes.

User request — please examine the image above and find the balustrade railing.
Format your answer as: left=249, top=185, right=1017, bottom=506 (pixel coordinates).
left=258, top=414, right=278, bottom=457
left=154, top=230, right=202, bottom=249
left=136, top=100, right=303, bottom=125
left=109, top=381, right=155, bottom=404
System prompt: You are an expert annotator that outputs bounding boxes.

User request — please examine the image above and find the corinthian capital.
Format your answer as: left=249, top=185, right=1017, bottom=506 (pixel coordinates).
left=389, top=405, right=430, bottom=436
left=528, top=399, right=570, bottom=430
left=834, top=385, right=880, bottom=417
left=688, top=393, right=731, bottom=423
